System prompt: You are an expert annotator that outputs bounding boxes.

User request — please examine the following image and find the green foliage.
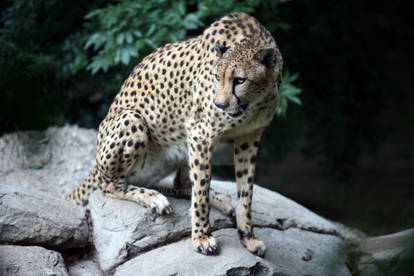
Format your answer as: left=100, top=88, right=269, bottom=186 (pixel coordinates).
left=0, top=0, right=102, bottom=132
left=82, top=0, right=202, bottom=74
left=26, top=164, right=45, bottom=170
left=0, top=36, right=65, bottom=132
left=61, top=32, right=90, bottom=77
left=277, top=72, right=302, bottom=116
left=60, top=0, right=299, bottom=115
left=64, top=0, right=269, bottom=75
left=54, top=0, right=299, bottom=124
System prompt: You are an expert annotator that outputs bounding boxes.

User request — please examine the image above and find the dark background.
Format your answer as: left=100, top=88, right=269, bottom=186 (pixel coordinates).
left=1, top=0, right=413, bottom=235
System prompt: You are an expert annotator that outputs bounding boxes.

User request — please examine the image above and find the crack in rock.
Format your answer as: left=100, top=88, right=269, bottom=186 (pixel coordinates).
left=226, top=262, right=271, bottom=276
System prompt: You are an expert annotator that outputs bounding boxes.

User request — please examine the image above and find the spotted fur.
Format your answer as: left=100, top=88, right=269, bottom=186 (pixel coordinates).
left=66, top=12, right=283, bottom=256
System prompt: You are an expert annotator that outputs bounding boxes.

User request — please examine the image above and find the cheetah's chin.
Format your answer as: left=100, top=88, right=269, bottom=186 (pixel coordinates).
left=228, top=103, right=249, bottom=118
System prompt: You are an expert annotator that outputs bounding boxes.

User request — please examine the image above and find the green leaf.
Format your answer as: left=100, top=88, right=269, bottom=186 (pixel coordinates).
left=26, top=164, right=44, bottom=170
left=183, top=14, right=202, bottom=30
left=136, top=39, right=145, bottom=50
left=288, top=96, right=302, bottom=105
left=114, top=48, right=121, bottom=63
left=85, top=9, right=101, bottom=20
left=85, top=33, right=103, bottom=50
left=146, top=24, right=156, bottom=36
left=176, top=1, right=186, bottom=15
left=126, top=46, right=138, bottom=58
left=152, top=28, right=168, bottom=42
left=133, top=30, right=142, bottom=38
left=125, top=32, right=133, bottom=44
left=144, top=38, right=158, bottom=49
left=289, top=73, right=300, bottom=82
left=120, top=49, right=130, bottom=65
left=116, top=33, right=125, bottom=45
left=277, top=71, right=302, bottom=116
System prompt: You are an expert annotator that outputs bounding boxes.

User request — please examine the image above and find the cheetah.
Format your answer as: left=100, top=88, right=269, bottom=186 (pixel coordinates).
left=66, top=12, right=283, bottom=257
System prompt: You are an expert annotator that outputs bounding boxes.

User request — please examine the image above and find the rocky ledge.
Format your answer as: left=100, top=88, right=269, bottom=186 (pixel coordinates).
left=0, top=126, right=412, bottom=275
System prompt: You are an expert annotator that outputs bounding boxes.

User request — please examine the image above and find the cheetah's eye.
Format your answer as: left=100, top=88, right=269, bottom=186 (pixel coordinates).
left=233, top=77, right=246, bottom=85
left=214, top=74, right=220, bottom=82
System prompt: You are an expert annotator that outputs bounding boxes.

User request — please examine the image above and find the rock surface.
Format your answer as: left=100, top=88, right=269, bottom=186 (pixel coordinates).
left=89, top=189, right=233, bottom=273
left=0, top=245, right=69, bottom=276
left=0, top=126, right=97, bottom=198
left=0, top=184, right=89, bottom=248
left=91, top=174, right=362, bottom=274
left=0, top=125, right=412, bottom=276
left=115, top=228, right=351, bottom=276
left=257, top=227, right=351, bottom=276
left=208, top=178, right=363, bottom=244
left=353, top=229, right=414, bottom=276
left=68, top=258, right=105, bottom=276
left=114, top=228, right=275, bottom=276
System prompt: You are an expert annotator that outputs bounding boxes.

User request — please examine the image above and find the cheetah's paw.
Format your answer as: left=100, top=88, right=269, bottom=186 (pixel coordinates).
left=241, top=236, right=266, bottom=257
left=193, top=235, right=219, bottom=255
left=149, top=193, right=172, bottom=215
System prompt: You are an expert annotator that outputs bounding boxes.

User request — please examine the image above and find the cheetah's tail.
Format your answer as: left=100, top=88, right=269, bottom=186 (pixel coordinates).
left=65, top=167, right=98, bottom=206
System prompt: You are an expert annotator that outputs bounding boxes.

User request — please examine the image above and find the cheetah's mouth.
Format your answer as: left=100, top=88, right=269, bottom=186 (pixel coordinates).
left=228, top=103, right=249, bottom=118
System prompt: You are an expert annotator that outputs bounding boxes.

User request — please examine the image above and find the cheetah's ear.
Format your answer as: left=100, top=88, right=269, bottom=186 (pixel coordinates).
left=254, top=47, right=276, bottom=70
left=214, top=43, right=229, bottom=58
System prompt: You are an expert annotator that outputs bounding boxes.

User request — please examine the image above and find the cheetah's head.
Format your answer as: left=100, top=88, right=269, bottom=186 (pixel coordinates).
left=212, top=41, right=282, bottom=118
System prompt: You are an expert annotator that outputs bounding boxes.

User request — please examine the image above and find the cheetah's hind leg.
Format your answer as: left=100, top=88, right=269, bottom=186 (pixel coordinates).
left=99, top=110, right=172, bottom=214
left=68, top=110, right=172, bottom=215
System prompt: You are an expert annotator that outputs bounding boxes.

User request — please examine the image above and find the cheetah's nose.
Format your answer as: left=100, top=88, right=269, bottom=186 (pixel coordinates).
left=214, top=100, right=229, bottom=110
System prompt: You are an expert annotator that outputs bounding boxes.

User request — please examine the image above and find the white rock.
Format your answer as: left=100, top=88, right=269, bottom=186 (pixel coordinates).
left=355, top=229, right=414, bottom=276
left=0, top=245, right=69, bottom=276
left=89, top=172, right=365, bottom=274
left=258, top=227, right=351, bottom=276
left=114, top=228, right=275, bottom=276
left=115, top=228, right=352, bottom=276
left=68, top=258, right=105, bottom=276
left=88, top=190, right=233, bottom=273
left=0, top=184, right=88, bottom=248
left=0, top=125, right=97, bottom=198
left=211, top=179, right=363, bottom=243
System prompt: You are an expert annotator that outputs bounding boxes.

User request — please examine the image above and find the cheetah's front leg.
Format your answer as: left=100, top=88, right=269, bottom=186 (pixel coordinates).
left=188, top=132, right=218, bottom=255
left=234, top=129, right=266, bottom=256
